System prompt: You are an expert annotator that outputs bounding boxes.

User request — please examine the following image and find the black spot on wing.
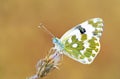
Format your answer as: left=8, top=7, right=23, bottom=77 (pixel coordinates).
left=75, top=25, right=86, bottom=34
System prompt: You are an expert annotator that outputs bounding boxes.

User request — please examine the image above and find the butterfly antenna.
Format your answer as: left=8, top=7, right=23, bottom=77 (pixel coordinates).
left=38, top=23, right=55, bottom=37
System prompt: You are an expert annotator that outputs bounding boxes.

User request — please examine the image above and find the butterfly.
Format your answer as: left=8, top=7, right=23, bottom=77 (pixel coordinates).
left=40, top=18, right=104, bottom=64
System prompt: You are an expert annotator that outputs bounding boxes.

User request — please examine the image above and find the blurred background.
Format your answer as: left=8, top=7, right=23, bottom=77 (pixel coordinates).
left=0, top=0, right=120, bottom=79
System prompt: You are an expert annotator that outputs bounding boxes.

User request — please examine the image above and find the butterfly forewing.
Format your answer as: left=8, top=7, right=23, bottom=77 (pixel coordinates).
left=60, top=18, right=103, bottom=64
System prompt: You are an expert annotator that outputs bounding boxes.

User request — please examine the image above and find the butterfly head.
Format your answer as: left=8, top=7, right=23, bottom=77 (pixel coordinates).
left=52, top=37, right=59, bottom=44
left=52, top=37, right=64, bottom=51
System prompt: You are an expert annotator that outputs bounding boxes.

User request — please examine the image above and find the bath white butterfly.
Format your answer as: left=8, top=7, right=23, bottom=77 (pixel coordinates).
left=39, top=18, right=104, bottom=64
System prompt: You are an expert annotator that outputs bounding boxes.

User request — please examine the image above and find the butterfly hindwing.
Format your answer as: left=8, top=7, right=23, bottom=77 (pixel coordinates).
left=60, top=18, right=103, bottom=64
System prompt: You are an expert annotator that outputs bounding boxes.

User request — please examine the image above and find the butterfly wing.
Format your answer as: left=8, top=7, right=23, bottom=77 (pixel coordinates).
left=60, top=18, right=104, bottom=64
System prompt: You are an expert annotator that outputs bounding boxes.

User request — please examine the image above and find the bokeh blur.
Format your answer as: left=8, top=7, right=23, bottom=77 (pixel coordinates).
left=0, top=0, right=120, bottom=79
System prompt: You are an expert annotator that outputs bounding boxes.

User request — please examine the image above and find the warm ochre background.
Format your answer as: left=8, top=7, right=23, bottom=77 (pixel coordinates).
left=0, top=0, right=120, bottom=79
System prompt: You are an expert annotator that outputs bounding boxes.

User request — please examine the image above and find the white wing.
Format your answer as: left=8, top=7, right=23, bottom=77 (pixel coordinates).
left=60, top=18, right=104, bottom=64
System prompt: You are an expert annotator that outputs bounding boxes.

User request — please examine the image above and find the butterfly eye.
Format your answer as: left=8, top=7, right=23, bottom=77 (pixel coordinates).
left=79, top=26, right=86, bottom=34
left=52, top=38, right=58, bottom=43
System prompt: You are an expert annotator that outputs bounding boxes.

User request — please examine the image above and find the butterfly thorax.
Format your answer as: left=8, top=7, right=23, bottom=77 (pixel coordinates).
left=52, top=37, right=64, bottom=52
